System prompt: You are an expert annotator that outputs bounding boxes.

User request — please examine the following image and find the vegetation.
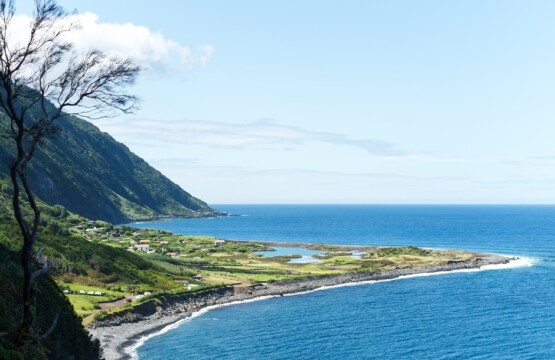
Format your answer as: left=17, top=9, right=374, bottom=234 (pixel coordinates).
left=0, top=110, right=219, bottom=224
left=0, top=0, right=141, bottom=353
left=0, top=243, right=101, bottom=359
left=0, top=176, right=481, bottom=327
left=0, top=173, right=481, bottom=357
left=0, top=4, right=488, bottom=360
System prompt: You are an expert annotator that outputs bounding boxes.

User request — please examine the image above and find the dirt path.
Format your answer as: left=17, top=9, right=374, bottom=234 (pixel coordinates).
left=82, top=296, right=136, bottom=326
left=99, top=296, right=135, bottom=310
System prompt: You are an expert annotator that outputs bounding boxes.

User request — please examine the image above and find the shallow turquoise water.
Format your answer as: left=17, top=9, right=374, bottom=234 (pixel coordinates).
left=255, top=246, right=324, bottom=263
left=135, top=205, right=555, bottom=359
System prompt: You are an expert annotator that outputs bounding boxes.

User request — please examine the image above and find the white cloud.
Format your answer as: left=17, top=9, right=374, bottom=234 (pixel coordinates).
left=96, top=118, right=407, bottom=156
left=9, top=12, right=213, bottom=73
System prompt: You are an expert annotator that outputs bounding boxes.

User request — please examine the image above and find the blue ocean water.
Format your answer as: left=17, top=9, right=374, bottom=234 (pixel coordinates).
left=135, top=205, right=555, bottom=359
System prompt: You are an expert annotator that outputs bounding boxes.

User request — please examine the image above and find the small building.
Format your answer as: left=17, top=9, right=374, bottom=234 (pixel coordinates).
left=159, top=241, right=169, bottom=245
left=139, top=239, right=150, bottom=244
left=192, top=274, right=203, bottom=281
left=214, top=240, right=226, bottom=247
left=134, top=244, right=150, bottom=252
left=166, top=252, right=178, bottom=257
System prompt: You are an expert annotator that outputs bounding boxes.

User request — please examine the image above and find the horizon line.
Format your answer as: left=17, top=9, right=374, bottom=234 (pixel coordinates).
left=208, top=203, right=555, bottom=206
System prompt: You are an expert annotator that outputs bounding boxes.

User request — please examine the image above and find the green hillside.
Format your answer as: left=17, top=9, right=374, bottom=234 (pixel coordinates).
left=0, top=112, right=220, bottom=224
left=0, top=181, right=102, bottom=358
left=0, top=178, right=190, bottom=292
left=0, top=243, right=102, bottom=359
left=0, top=178, right=194, bottom=358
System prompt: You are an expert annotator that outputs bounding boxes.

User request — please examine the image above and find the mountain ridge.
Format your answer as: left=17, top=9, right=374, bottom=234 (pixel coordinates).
left=0, top=112, right=221, bottom=224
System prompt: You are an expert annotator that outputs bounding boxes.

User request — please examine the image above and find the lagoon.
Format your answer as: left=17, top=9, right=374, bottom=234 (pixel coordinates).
left=255, top=246, right=325, bottom=263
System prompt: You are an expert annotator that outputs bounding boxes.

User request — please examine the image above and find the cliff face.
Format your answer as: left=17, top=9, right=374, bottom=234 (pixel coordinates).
left=0, top=113, right=217, bottom=223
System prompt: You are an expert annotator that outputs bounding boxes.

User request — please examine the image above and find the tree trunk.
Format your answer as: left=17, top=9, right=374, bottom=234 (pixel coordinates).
left=10, top=144, right=39, bottom=335
left=20, top=231, right=33, bottom=333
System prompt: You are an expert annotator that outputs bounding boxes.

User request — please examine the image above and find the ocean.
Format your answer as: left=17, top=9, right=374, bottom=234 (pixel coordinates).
left=132, top=205, right=555, bottom=359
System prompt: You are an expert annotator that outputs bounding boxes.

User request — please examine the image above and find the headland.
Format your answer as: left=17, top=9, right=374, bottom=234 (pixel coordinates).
left=88, top=252, right=519, bottom=360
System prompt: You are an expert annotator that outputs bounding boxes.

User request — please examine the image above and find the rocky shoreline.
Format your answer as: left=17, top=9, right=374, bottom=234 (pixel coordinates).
left=88, top=254, right=514, bottom=360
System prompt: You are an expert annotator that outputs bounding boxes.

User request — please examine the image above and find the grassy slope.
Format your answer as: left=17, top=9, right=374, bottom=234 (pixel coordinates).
left=0, top=178, right=188, bottom=326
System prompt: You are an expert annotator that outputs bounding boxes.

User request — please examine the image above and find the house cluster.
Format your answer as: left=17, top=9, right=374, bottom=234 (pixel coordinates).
left=126, top=239, right=155, bottom=253
left=134, top=239, right=151, bottom=252
left=124, top=237, right=227, bottom=257
left=109, top=227, right=230, bottom=260
left=63, top=289, right=105, bottom=296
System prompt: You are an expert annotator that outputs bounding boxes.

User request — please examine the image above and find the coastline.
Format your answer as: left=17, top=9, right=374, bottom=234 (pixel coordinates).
left=87, top=253, right=527, bottom=360
left=128, top=210, right=232, bottom=224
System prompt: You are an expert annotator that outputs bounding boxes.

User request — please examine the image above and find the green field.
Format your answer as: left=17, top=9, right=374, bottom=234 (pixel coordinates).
left=57, top=283, right=129, bottom=317
left=0, top=182, right=481, bottom=323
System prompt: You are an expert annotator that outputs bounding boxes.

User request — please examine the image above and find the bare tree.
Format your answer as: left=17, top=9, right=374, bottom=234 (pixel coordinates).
left=0, top=0, right=140, bottom=337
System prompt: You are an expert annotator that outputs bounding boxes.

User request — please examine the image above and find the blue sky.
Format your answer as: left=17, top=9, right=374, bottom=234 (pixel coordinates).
left=19, top=1, right=555, bottom=204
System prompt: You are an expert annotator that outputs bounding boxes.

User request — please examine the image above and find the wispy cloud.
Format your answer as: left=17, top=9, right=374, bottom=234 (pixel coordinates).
left=480, top=177, right=555, bottom=185
left=501, top=156, right=555, bottom=167
left=153, top=159, right=466, bottom=182
left=10, top=12, right=213, bottom=73
left=527, top=156, right=555, bottom=161
left=96, top=118, right=407, bottom=156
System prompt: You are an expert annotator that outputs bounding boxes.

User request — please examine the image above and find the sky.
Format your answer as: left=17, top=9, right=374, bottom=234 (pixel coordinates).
left=17, top=1, right=555, bottom=204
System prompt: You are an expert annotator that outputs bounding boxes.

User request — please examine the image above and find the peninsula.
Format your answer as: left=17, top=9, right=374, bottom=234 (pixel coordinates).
left=80, top=225, right=514, bottom=359
left=0, top=183, right=517, bottom=359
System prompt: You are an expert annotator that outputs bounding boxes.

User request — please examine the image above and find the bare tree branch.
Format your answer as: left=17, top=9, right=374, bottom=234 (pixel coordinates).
left=39, top=311, right=59, bottom=340
left=31, top=244, right=49, bottom=284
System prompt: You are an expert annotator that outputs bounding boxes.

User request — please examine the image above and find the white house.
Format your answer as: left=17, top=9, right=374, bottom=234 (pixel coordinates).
left=134, top=244, right=150, bottom=252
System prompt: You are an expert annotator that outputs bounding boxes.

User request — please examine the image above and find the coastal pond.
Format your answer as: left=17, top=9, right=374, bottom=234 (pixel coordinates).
left=255, top=246, right=325, bottom=264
